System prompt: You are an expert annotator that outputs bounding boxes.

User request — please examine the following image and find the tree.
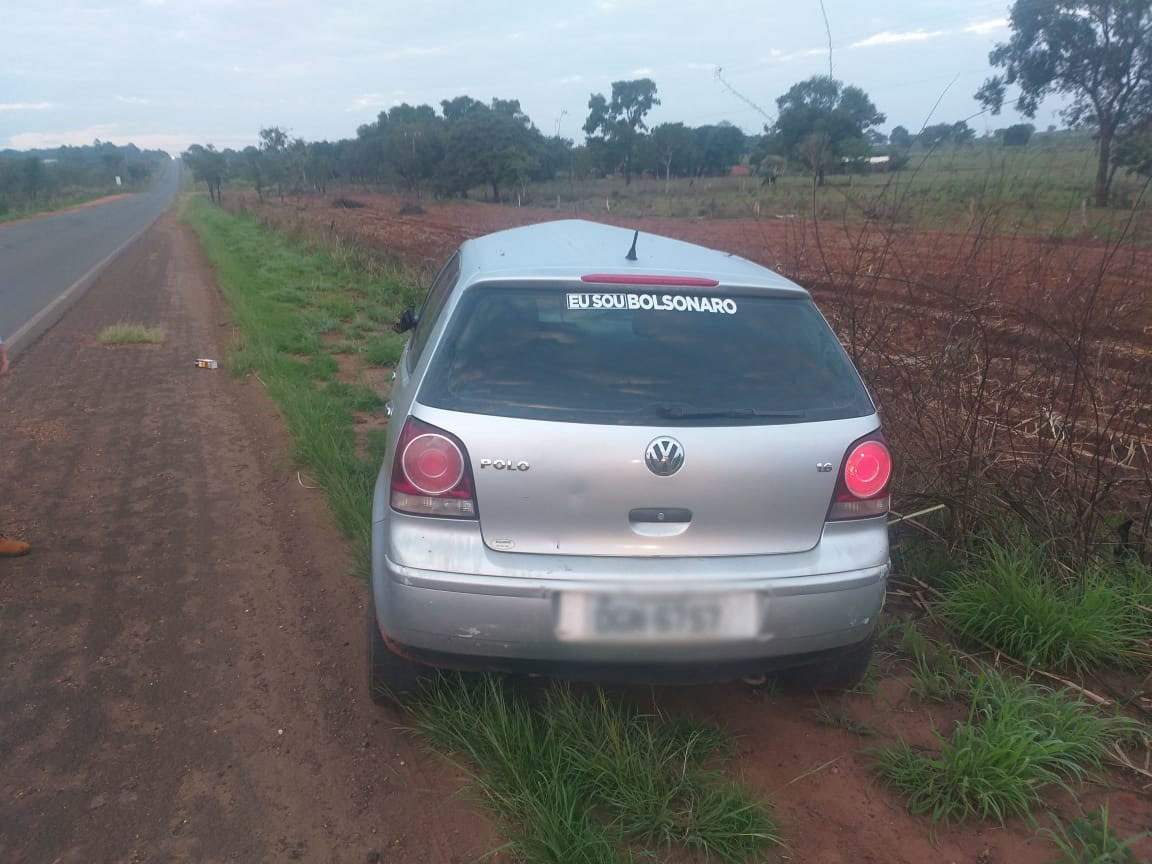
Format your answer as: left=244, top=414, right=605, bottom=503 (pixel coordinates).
left=693, top=123, right=745, bottom=175
left=917, top=121, right=974, bottom=148
left=1002, top=123, right=1035, bottom=147
left=379, top=104, right=444, bottom=193
left=258, top=126, right=290, bottom=200
left=889, top=125, right=913, bottom=150
left=242, top=146, right=265, bottom=201
left=441, top=102, right=541, bottom=200
left=306, top=141, right=336, bottom=194
left=440, top=95, right=487, bottom=123
left=1113, top=128, right=1152, bottom=177
left=646, top=122, right=694, bottom=184
left=583, top=78, right=660, bottom=184
left=950, top=120, right=976, bottom=146
left=976, top=0, right=1152, bottom=207
left=21, top=156, right=44, bottom=202
left=182, top=144, right=225, bottom=202
left=771, top=76, right=885, bottom=185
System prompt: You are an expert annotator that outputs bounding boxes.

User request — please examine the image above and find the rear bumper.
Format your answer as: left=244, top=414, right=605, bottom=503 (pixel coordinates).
left=371, top=471, right=889, bottom=676
left=371, top=548, right=887, bottom=670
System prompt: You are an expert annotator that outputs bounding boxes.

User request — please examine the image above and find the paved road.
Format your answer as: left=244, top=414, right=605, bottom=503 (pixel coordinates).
left=0, top=160, right=181, bottom=349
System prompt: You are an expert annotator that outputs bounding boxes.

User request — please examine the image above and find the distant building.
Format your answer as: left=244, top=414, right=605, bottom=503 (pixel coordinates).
left=729, top=164, right=752, bottom=177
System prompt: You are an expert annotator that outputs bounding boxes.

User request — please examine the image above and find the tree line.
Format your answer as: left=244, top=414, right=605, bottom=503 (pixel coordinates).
left=182, top=85, right=756, bottom=205
left=0, top=141, right=168, bottom=214
left=184, top=0, right=1152, bottom=209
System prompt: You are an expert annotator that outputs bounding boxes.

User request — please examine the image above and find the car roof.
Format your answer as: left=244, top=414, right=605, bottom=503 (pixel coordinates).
left=456, top=219, right=809, bottom=296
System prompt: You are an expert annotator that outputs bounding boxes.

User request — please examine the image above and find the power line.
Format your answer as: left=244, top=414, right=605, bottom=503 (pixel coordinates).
left=714, top=67, right=776, bottom=127
left=818, top=0, right=834, bottom=78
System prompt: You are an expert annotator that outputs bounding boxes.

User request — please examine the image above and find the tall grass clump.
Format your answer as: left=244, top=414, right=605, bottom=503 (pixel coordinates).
left=901, top=621, right=973, bottom=703
left=870, top=671, right=1133, bottom=828
left=415, top=675, right=782, bottom=863
left=937, top=530, right=1150, bottom=672
left=1041, top=806, right=1148, bottom=864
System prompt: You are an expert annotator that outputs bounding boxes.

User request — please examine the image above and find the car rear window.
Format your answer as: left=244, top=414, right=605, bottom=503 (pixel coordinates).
left=418, top=286, right=875, bottom=425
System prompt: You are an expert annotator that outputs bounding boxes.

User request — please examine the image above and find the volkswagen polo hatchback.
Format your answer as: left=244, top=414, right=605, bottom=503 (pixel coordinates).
left=368, top=220, right=890, bottom=702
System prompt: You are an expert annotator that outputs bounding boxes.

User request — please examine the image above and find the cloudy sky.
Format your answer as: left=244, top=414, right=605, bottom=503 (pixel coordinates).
left=1, top=0, right=1064, bottom=154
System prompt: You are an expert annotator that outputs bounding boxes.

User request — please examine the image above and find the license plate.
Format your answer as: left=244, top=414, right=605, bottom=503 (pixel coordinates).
left=555, top=592, right=757, bottom=642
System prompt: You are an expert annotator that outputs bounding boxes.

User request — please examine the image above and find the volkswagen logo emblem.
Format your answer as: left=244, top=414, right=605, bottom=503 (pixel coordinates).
left=645, top=436, right=684, bottom=476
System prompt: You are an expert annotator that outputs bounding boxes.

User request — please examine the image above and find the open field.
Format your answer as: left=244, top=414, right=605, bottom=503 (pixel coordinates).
left=182, top=193, right=1152, bottom=862
left=306, top=133, right=1152, bottom=241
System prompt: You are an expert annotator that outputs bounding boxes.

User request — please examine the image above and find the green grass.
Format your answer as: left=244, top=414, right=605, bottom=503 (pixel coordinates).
left=936, top=532, right=1150, bottom=673
left=870, top=671, right=1132, bottom=828
left=808, top=697, right=880, bottom=737
left=98, top=322, right=166, bottom=345
left=414, top=675, right=782, bottom=863
left=363, top=334, right=404, bottom=367
left=181, top=196, right=402, bottom=569
left=901, top=621, right=973, bottom=703
left=0, top=186, right=124, bottom=224
left=1041, top=806, right=1148, bottom=863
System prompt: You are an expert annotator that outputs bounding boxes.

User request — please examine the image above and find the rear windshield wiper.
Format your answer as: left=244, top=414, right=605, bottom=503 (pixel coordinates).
left=653, top=403, right=805, bottom=420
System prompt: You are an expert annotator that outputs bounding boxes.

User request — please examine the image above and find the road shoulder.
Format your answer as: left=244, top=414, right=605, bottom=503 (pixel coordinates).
left=0, top=211, right=489, bottom=863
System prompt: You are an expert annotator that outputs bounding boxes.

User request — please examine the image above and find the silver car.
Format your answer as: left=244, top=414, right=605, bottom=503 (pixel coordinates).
left=369, top=220, right=890, bottom=701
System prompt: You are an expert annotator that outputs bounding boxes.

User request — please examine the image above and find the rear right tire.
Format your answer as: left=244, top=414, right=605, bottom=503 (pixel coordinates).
left=780, top=631, right=876, bottom=691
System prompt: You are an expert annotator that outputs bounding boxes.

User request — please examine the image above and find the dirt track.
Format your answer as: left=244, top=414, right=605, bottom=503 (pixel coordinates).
left=0, top=212, right=489, bottom=863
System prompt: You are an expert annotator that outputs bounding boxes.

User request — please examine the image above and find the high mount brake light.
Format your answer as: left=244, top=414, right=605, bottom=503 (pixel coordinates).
left=828, top=431, right=892, bottom=521
left=390, top=417, right=477, bottom=518
left=580, top=274, right=721, bottom=287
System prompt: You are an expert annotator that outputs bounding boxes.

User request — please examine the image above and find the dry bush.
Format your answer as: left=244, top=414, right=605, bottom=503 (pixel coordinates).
left=780, top=174, right=1152, bottom=561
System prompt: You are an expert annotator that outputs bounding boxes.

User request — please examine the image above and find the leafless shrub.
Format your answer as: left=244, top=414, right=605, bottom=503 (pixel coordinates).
left=780, top=172, right=1152, bottom=562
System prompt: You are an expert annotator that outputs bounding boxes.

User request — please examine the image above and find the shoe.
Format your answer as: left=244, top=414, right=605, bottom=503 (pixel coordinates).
left=0, top=535, right=30, bottom=557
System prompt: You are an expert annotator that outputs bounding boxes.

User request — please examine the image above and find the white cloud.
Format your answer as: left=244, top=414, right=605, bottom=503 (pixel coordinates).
left=556, top=74, right=584, bottom=85
left=964, top=18, right=1008, bottom=35
left=0, top=101, right=53, bottom=111
left=7, top=125, right=248, bottom=154
left=374, top=45, right=446, bottom=62
left=632, top=67, right=653, bottom=76
left=345, top=91, right=406, bottom=112
left=115, top=95, right=152, bottom=105
left=754, top=47, right=826, bottom=64
left=851, top=29, right=947, bottom=48
left=686, top=62, right=717, bottom=71
left=598, top=1, right=616, bottom=11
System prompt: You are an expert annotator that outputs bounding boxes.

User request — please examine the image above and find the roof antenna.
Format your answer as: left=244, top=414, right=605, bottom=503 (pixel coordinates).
left=625, top=229, right=639, bottom=261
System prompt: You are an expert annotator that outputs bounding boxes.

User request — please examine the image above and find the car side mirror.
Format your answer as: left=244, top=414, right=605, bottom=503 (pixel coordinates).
left=393, top=305, right=417, bottom=334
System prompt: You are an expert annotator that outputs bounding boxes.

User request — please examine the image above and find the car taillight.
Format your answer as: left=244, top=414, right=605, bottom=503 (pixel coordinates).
left=827, top=431, right=891, bottom=521
left=390, top=417, right=477, bottom=518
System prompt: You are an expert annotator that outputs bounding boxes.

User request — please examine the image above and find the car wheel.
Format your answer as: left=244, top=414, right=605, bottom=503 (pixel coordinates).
left=782, top=631, right=876, bottom=691
left=367, top=590, right=431, bottom=707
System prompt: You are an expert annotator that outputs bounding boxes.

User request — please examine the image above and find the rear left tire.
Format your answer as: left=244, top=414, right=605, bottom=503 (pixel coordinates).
left=367, top=590, right=431, bottom=706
